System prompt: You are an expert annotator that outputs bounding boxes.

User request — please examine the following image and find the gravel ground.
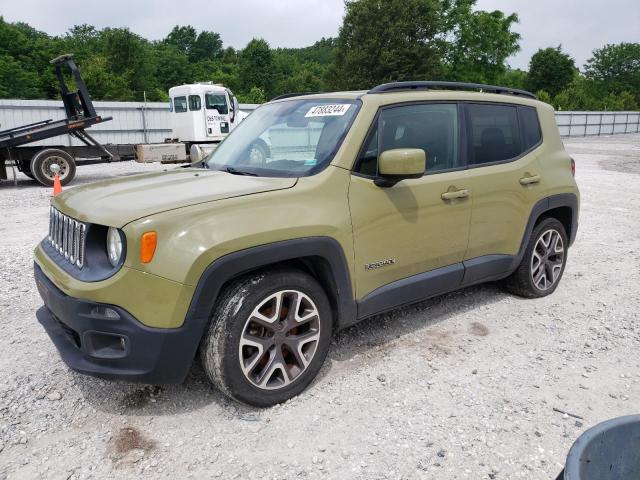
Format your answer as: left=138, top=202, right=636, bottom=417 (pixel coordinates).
left=1, top=134, right=639, bottom=479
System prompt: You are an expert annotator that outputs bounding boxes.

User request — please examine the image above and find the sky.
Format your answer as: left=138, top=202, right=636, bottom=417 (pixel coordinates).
left=1, top=0, right=639, bottom=70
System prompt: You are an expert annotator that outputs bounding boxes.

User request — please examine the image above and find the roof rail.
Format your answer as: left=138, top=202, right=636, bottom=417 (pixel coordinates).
left=271, top=92, right=324, bottom=101
left=368, top=81, right=537, bottom=100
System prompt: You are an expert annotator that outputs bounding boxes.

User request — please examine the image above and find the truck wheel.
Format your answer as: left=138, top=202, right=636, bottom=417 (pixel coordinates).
left=200, top=269, right=332, bottom=407
left=31, top=149, right=76, bottom=187
left=504, top=217, right=568, bottom=298
left=246, top=139, right=270, bottom=166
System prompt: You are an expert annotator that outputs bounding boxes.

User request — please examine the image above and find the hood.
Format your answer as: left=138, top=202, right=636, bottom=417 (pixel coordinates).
left=53, top=168, right=297, bottom=227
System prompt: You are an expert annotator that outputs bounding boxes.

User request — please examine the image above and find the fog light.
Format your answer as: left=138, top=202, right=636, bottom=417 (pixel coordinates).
left=84, top=332, right=128, bottom=359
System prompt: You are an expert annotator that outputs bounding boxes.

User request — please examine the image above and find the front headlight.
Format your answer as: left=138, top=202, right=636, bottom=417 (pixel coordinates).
left=106, top=227, right=123, bottom=267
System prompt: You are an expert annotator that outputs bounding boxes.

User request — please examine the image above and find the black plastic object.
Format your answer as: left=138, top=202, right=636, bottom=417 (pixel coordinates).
left=369, top=81, right=537, bottom=99
left=559, top=415, right=640, bottom=480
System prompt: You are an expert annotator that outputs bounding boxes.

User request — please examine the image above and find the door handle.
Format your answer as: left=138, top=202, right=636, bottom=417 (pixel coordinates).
left=441, top=189, right=470, bottom=201
left=519, top=174, right=541, bottom=185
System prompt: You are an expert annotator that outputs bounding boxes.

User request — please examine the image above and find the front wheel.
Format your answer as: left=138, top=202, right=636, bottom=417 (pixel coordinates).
left=200, top=269, right=332, bottom=407
left=504, top=217, right=568, bottom=298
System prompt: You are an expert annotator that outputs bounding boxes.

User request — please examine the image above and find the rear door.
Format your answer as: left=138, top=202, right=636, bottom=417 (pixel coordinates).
left=461, top=103, right=544, bottom=267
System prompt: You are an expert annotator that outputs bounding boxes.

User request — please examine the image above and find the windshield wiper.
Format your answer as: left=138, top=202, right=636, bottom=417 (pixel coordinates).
left=222, top=166, right=258, bottom=176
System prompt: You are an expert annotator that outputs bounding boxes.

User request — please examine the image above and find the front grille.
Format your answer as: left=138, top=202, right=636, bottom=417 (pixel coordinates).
left=48, top=207, right=86, bottom=268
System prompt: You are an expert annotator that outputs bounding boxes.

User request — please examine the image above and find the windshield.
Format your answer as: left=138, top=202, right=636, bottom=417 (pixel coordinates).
left=206, top=93, right=228, bottom=114
left=205, top=98, right=360, bottom=177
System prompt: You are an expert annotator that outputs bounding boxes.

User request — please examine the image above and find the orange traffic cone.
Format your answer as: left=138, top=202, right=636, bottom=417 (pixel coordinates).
left=52, top=174, right=62, bottom=196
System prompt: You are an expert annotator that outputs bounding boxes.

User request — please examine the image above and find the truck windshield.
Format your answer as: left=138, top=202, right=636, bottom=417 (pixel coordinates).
left=205, top=98, right=360, bottom=177
left=205, top=93, right=228, bottom=114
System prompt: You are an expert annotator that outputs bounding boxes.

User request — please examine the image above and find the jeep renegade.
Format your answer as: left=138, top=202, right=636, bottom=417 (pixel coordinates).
left=34, top=81, right=579, bottom=407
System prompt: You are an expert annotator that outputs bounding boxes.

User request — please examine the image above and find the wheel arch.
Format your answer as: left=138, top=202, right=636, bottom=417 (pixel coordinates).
left=185, top=237, right=357, bottom=341
left=519, top=193, right=579, bottom=258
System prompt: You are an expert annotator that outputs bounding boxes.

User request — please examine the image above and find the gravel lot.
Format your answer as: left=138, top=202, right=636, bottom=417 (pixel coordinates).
left=1, top=134, right=639, bottom=479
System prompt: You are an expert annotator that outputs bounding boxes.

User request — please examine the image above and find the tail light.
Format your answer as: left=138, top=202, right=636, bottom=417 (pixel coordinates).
left=570, top=157, right=576, bottom=177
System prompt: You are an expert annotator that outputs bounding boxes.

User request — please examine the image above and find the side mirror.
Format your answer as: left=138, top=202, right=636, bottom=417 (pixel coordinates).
left=375, top=148, right=425, bottom=187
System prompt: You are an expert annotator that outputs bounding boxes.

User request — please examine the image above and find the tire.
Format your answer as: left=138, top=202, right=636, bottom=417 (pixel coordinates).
left=200, top=269, right=332, bottom=407
left=30, top=149, right=76, bottom=187
left=504, top=217, right=569, bottom=298
left=245, top=139, right=270, bottom=167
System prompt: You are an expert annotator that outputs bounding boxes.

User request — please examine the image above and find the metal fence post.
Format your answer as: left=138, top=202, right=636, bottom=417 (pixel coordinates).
left=625, top=113, right=629, bottom=134
left=569, top=112, right=573, bottom=137
left=598, top=113, right=602, bottom=136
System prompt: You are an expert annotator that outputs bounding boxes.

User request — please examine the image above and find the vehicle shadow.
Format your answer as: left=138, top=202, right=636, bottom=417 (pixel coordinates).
left=74, top=282, right=509, bottom=417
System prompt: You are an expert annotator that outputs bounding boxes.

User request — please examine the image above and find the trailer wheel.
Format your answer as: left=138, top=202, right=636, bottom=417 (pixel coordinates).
left=31, top=149, right=76, bottom=187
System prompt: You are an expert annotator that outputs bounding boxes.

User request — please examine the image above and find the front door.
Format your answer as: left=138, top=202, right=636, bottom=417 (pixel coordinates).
left=348, top=103, right=472, bottom=301
left=204, top=92, right=231, bottom=138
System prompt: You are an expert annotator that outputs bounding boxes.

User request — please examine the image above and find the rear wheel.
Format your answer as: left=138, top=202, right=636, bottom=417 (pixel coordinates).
left=504, top=217, right=568, bottom=298
left=200, top=269, right=332, bottom=407
left=30, top=149, right=76, bottom=187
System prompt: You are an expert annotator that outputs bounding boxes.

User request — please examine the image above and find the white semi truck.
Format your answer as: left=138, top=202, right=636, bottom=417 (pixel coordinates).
left=136, top=83, right=250, bottom=164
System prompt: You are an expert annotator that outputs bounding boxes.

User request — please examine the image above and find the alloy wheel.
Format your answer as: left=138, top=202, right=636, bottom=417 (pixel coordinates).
left=530, top=229, right=565, bottom=291
left=238, top=290, right=321, bottom=390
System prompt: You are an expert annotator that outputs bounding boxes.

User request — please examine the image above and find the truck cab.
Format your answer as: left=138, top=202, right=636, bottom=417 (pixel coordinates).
left=168, top=83, right=246, bottom=143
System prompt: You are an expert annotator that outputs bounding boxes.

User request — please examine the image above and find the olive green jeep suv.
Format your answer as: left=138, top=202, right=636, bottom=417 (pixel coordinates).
left=35, top=81, right=579, bottom=407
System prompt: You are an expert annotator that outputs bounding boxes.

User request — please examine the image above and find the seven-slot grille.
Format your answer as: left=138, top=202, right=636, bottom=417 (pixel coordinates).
left=48, top=207, right=87, bottom=268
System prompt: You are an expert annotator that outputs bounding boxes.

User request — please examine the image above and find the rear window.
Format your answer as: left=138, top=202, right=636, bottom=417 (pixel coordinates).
left=173, top=96, right=187, bottom=113
left=466, top=104, right=521, bottom=165
left=519, top=106, right=542, bottom=150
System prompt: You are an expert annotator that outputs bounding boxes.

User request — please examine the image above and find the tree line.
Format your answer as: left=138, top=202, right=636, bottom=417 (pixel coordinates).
left=1, top=0, right=638, bottom=110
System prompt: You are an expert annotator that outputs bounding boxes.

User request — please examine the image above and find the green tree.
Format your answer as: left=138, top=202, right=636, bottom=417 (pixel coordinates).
left=239, top=38, right=274, bottom=95
left=330, top=0, right=449, bottom=89
left=535, top=90, right=552, bottom=105
left=80, top=55, right=134, bottom=100
left=585, top=43, right=640, bottom=103
left=526, top=46, right=575, bottom=97
left=165, top=25, right=197, bottom=55
left=498, top=68, right=528, bottom=90
left=330, top=0, right=520, bottom=90
left=0, top=54, right=42, bottom=98
left=191, top=31, right=223, bottom=62
left=153, top=44, right=191, bottom=92
left=446, top=9, right=520, bottom=84
left=237, top=86, right=267, bottom=104
left=101, top=28, right=156, bottom=100
left=0, top=17, right=59, bottom=98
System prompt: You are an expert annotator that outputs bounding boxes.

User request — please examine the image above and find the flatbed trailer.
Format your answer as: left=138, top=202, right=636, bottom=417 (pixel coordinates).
left=0, top=55, right=134, bottom=186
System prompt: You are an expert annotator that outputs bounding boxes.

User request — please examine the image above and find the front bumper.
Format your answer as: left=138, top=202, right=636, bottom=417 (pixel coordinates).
left=35, top=263, right=197, bottom=384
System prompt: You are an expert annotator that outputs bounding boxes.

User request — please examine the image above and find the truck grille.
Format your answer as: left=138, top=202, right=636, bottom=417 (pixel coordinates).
left=48, top=207, right=86, bottom=268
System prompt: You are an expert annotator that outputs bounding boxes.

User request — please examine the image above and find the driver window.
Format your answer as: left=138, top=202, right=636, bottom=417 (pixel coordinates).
left=355, top=103, right=459, bottom=175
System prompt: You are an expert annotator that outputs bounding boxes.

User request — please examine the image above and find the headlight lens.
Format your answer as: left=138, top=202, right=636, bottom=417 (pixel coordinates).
left=106, top=227, right=123, bottom=267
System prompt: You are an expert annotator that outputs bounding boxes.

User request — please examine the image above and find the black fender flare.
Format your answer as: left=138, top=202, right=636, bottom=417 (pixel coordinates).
left=186, top=235, right=356, bottom=333
left=511, top=192, right=579, bottom=270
